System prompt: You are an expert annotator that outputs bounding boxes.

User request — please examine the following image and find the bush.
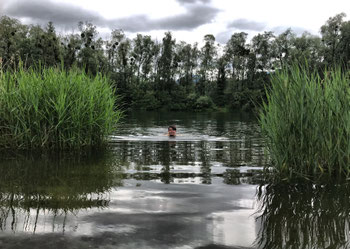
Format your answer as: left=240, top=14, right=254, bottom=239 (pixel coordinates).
left=132, top=90, right=161, bottom=110
left=195, top=96, right=214, bottom=110
left=186, top=93, right=197, bottom=109
left=259, top=65, right=350, bottom=178
left=0, top=66, right=121, bottom=150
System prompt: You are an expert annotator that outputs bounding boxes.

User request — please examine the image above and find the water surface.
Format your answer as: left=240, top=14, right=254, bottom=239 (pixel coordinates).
left=0, top=111, right=349, bottom=249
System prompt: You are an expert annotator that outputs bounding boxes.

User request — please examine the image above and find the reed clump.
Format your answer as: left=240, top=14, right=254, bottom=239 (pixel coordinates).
left=259, top=65, right=350, bottom=178
left=0, top=66, right=121, bottom=150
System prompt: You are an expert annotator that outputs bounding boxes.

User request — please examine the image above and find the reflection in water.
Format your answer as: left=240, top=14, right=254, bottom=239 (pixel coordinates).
left=111, top=139, right=266, bottom=185
left=114, top=110, right=267, bottom=169
left=111, top=110, right=267, bottom=184
left=0, top=111, right=267, bottom=248
left=255, top=183, right=350, bottom=249
left=0, top=152, right=123, bottom=233
left=1, top=111, right=349, bottom=248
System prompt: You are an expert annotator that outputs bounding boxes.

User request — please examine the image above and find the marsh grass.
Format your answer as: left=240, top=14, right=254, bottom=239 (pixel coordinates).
left=255, top=182, right=350, bottom=249
left=259, top=65, right=350, bottom=179
left=0, top=65, right=121, bottom=150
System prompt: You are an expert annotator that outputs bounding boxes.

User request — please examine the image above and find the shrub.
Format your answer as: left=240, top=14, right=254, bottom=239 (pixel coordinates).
left=259, top=65, right=350, bottom=178
left=195, top=96, right=214, bottom=110
left=186, top=93, right=197, bottom=109
left=0, top=66, right=121, bottom=150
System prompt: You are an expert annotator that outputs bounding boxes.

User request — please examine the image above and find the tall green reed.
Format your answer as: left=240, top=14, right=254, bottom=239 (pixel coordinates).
left=259, top=65, right=350, bottom=179
left=0, top=66, right=121, bottom=150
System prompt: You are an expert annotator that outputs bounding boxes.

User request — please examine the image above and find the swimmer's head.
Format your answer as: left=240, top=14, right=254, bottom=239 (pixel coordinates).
left=168, top=125, right=176, bottom=136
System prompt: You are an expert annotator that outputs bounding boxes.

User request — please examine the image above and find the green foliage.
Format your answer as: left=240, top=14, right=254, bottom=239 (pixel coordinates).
left=186, top=93, right=197, bottom=109
left=158, top=32, right=175, bottom=91
left=214, top=56, right=227, bottom=107
left=195, top=96, right=214, bottom=110
left=320, top=13, right=347, bottom=67
left=259, top=65, right=350, bottom=178
left=0, top=16, right=28, bottom=69
left=225, top=32, right=249, bottom=80
left=0, top=13, right=349, bottom=112
left=132, top=89, right=161, bottom=110
left=0, top=66, right=121, bottom=150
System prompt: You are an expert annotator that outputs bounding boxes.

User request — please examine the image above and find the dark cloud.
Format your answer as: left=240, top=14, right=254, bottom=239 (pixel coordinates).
left=2, top=0, right=220, bottom=32
left=227, top=18, right=266, bottom=31
left=104, top=5, right=220, bottom=32
left=3, top=0, right=103, bottom=28
left=272, top=26, right=308, bottom=36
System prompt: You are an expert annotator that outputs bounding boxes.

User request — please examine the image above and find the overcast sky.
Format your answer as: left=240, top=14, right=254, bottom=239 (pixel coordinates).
left=1, top=0, right=349, bottom=44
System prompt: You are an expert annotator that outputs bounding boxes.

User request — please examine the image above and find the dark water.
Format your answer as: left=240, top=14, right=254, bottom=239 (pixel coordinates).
left=0, top=111, right=349, bottom=249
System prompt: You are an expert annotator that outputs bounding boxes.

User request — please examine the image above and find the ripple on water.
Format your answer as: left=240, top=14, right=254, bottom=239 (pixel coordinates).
left=109, top=135, right=232, bottom=142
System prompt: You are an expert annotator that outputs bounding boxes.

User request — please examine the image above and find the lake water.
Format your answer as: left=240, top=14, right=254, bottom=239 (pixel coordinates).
left=0, top=111, right=349, bottom=249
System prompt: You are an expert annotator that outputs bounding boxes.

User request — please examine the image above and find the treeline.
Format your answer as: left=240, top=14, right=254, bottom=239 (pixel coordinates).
left=0, top=13, right=349, bottom=111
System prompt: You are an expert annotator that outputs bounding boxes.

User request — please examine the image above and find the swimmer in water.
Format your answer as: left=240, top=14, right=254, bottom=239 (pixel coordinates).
left=167, top=125, right=176, bottom=137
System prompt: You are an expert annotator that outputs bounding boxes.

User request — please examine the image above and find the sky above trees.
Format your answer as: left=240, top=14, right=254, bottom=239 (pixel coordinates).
left=1, top=0, right=349, bottom=44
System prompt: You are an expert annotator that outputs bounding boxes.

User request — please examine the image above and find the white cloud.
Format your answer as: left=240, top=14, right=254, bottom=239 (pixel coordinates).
left=1, top=0, right=349, bottom=44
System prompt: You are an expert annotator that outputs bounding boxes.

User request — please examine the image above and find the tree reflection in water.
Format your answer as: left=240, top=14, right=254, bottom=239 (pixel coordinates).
left=255, top=182, right=350, bottom=249
left=0, top=151, right=123, bottom=233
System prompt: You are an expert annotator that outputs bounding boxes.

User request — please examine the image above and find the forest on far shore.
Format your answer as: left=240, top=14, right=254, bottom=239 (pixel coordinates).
left=0, top=13, right=349, bottom=111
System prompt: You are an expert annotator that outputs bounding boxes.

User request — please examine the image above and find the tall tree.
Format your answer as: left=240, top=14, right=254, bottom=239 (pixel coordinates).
left=77, top=21, right=102, bottom=74
left=320, top=13, right=346, bottom=67
left=250, top=31, right=275, bottom=72
left=198, top=34, right=217, bottom=96
left=175, top=41, right=198, bottom=92
left=132, top=34, right=155, bottom=82
left=338, top=19, right=350, bottom=69
left=158, top=32, right=175, bottom=101
left=40, top=21, right=61, bottom=67
left=112, top=30, right=133, bottom=103
left=225, top=32, right=249, bottom=81
left=290, top=32, right=322, bottom=70
left=0, top=16, right=28, bottom=69
left=61, top=33, right=81, bottom=69
left=215, top=55, right=228, bottom=107
left=271, top=28, right=295, bottom=69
